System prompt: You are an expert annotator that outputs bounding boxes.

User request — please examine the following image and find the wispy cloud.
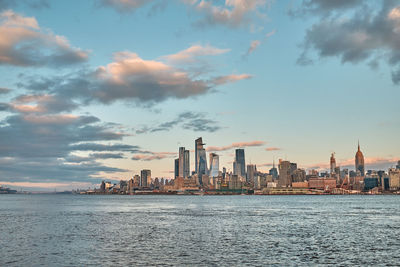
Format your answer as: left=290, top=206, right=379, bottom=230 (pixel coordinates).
left=265, top=147, right=280, bottom=151
left=163, top=44, right=230, bottom=64
left=131, top=152, right=176, bottom=161
left=207, top=141, right=265, bottom=152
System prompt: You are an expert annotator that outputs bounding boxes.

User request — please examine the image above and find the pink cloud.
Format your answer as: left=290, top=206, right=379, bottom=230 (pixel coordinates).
left=265, top=147, right=280, bottom=151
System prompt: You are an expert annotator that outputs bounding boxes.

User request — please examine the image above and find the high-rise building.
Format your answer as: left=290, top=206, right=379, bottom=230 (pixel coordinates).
left=174, top=158, right=179, bottom=178
left=140, top=169, right=151, bottom=188
left=269, top=160, right=278, bottom=179
left=195, top=137, right=208, bottom=184
left=178, top=147, right=190, bottom=178
left=246, top=164, right=256, bottom=184
left=355, top=141, right=365, bottom=176
left=235, top=149, right=246, bottom=179
left=330, top=153, right=336, bottom=174
left=396, top=161, right=400, bottom=170
left=209, top=153, right=219, bottom=177
left=278, top=159, right=292, bottom=187
left=184, top=150, right=190, bottom=178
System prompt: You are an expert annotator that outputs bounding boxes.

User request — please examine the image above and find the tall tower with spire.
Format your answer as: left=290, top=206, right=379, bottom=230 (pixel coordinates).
left=330, top=153, right=336, bottom=174
left=355, top=141, right=365, bottom=176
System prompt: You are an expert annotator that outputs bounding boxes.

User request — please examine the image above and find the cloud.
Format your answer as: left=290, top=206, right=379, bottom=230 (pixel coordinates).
left=0, top=87, right=10, bottom=94
left=89, top=152, right=125, bottom=159
left=243, top=29, right=275, bottom=58
left=296, top=1, right=400, bottom=85
left=207, top=140, right=265, bottom=152
left=289, top=0, right=364, bottom=17
left=265, top=147, right=280, bottom=151
left=0, top=10, right=89, bottom=67
left=19, top=47, right=251, bottom=105
left=70, top=143, right=141, bottom=153
left=99, top=0, right=155, bottom=13
left=212, top=74, right=252, bottom=85
left=136, top=111, right=222, bottom=134
left=0, top=102, right=138, bottom=186
left=10, top=94, right=78, bottom=113
left=131, top=152, right=176, bottom=161
left=187, top=0, right=269, bottom=28
left=163, top=44, right=230, bottom=64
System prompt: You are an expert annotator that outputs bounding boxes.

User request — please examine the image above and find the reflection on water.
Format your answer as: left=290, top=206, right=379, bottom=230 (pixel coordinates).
left=1, top=195, right=399, bottom=266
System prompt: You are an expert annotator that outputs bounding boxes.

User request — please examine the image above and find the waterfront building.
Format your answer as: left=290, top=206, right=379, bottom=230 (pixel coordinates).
left=389, top=168, right=400, bottom=190
left=195, top=137, right=208, bottom=184
left=292, top=168, right=306, bottom=183
left=174, top=158, right=179, bottom=178
left=330, top=153, right=336, bottom=174
left=133, top=175, right=140, bottom=187
left=209, top=153, right=219, bottom=178
left=184, top=150, right=190, bottom=178
left=140, top=169, right=151, bottom=188
left=278, top=159, right=292, bottom=187
left=269, top=160, right=278, bottom=179
left=235, top=149, right=246, bottom=179
left=355, top=142, right=365, bottom=176
left=178, top=147, right=190, bottom=178
left=229, top=175, right=242, bottom=190
left=246, top=164, right=256, bottom=184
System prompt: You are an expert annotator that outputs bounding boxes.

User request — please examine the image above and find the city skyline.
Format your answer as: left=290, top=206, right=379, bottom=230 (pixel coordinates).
left=0, top=0, right=399, bottom=191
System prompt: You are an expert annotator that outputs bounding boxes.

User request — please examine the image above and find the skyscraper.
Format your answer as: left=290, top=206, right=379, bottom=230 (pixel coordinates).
left=195, top=137, right=208, bottom=184
left=269, top=160, right=278, bottom=179
left=355, top=141, right=365, bottom=176
left=184, top=149, right=190, bottom=178
left=330, top=153, right=336, bottom=174
left=140, top=169, right=151, bottom=188
left=246, top=164, right=256, bottom=184
left=178, top=147, right=190, bottom=178
left=209, top=153, right=219, bottom=177
left=174, top=158, right=179, bottom=178
left=278, top=159, right=292, bottom=187
left=179, top=147, right=185, bottom=178
left=235, top=149, right=246, bottom=179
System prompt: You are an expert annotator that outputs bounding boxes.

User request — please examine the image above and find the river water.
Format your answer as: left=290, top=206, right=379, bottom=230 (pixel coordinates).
left=0, top=194, right=399, bottom=266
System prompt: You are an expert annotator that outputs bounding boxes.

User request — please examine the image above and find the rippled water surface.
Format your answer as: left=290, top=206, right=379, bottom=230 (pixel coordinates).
left=1, top=195, right=399, bottom=266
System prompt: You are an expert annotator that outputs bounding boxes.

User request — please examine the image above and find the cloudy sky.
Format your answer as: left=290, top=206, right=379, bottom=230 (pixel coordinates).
left=0, top=0, right=399, bottom=191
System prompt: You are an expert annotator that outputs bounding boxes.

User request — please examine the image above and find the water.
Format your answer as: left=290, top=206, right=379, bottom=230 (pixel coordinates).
left=1, top=195, right=399, bottom=266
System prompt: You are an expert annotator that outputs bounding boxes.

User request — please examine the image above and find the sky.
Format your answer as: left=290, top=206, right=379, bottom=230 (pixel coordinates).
left=0, top=0, right=399, bottom=191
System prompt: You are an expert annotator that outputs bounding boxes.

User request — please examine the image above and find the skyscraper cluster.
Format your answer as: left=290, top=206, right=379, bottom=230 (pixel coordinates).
left=91, top=139, right=399, bottom=195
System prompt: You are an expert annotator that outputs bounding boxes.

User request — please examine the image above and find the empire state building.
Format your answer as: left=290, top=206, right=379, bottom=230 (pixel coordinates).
left=355, top=142, right=365, bottom=176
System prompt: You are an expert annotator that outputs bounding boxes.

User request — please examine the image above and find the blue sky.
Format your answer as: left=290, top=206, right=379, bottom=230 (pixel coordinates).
left=0, top=0, right=399, bottom=191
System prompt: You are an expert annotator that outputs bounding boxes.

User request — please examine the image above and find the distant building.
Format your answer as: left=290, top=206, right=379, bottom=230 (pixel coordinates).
left=269, top=160, right=278, bottom=179
left=389, top=168, right=400, bottom=190
left=209, top=153, right=219, bottom=177
left=140, top=169, right=151, bottom=188
left=292, top=168, right=306, bottom=183
left=184, top=150, right=190, bottom=178
left=396, top=161, right=400, bottom=170
left=278, top=159, right=292, bottom=187
left=174, top=158, right=179, bottom=179
left=195, top=137, right=208, bottom=184
left=234, top=149, right=246, bottom=179
left=330, top=153, right=336, bottom=174
left=355, top=141, right=365, bottom=176
left=246, top=164, right=256, bottom=184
